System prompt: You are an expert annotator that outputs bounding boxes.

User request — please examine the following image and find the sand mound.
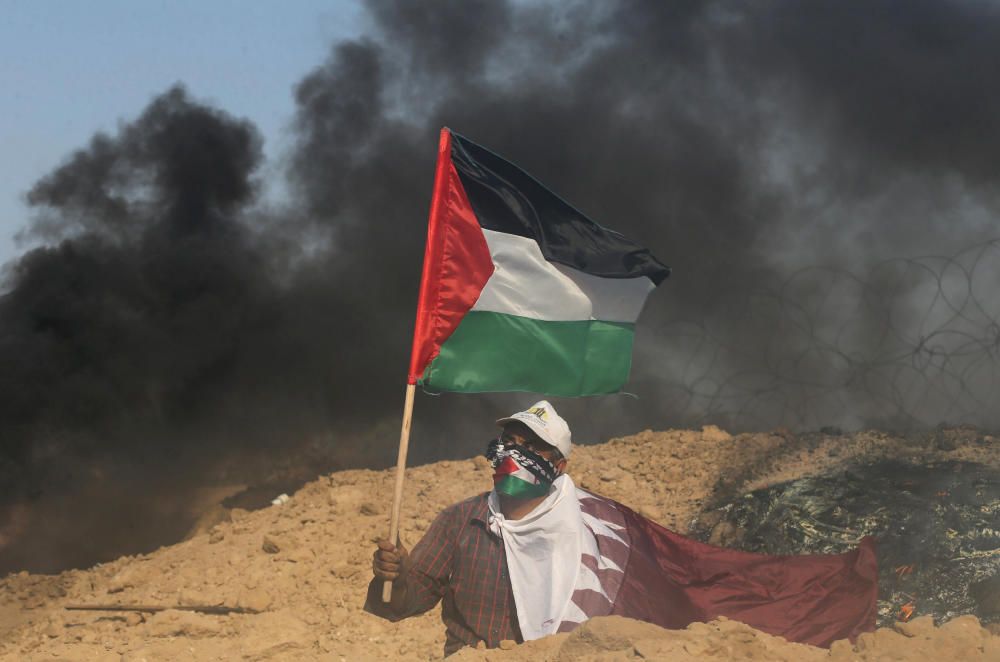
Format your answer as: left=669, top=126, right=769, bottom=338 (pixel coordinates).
left=0, top=426, right=997, bottom=660
left=452, top=614, right=999, bottom=661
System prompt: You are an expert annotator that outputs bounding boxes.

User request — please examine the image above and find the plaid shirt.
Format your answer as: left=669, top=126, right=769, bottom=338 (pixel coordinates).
left=364, top=493, right=521, bottom=655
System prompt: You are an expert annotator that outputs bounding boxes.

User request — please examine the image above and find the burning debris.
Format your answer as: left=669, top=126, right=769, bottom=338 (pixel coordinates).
left=692, top=460, right=1000, bottom=627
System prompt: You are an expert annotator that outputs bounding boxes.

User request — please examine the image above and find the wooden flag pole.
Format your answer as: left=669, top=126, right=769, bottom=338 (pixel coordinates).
left=381, top=128, right=448, bottom=601
left=382, top=382, right=417, bottom=602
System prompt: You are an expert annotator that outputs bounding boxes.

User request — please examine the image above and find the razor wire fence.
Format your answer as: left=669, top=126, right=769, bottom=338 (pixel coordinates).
left=642, top=239, right=1000, bottom=432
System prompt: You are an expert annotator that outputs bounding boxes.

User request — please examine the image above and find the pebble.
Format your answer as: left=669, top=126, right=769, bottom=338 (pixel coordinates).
left=237, top=588, right=272, bottom=612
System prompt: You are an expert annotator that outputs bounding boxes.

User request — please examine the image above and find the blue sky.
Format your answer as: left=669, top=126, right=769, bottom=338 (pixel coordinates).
left=0, top=0, right=365, bottom=265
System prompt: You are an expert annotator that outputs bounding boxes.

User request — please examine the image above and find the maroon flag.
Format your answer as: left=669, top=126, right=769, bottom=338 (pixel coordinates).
left=569, top=490, right=878, bottom=648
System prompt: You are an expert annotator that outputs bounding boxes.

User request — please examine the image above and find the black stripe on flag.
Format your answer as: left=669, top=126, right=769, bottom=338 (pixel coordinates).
left=450, top=132, right=670, bottom=284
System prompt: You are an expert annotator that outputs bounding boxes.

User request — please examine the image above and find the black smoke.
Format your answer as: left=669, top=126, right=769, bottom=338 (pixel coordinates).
left=3, top=0, right=1000, bottom=573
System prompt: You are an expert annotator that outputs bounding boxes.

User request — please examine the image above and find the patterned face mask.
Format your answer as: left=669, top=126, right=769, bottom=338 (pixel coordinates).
left=485, top=437, right=558, bottom=498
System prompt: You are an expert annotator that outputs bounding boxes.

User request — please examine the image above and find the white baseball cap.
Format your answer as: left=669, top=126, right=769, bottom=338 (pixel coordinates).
left=496, top=400, right=572, bottom=458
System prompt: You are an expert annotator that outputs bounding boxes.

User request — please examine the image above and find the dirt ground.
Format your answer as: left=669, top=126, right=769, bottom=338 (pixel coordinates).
left=1, top=426, right=998, bottom=660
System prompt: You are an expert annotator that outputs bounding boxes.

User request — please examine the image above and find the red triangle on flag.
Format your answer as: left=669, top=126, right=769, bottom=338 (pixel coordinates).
left=408, top=128, right=495, bottom=384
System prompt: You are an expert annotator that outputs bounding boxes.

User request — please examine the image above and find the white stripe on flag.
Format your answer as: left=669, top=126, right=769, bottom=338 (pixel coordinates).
left=472, top=229, right=656, bottom=322
left=581, top=511, right=629, bottom=546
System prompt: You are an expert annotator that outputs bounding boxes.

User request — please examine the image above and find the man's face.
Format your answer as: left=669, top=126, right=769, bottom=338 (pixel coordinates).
left=487, top=422, right=568, bottom=498
left=500, top=422, right=566, bottom=473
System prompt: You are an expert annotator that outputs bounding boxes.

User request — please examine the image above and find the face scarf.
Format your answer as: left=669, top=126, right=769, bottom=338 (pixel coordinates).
left=486, top=438, right=558, bottom=498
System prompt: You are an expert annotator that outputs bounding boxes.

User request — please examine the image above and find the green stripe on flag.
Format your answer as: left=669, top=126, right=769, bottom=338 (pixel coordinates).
left=420, top=311, right=636, bottom=395
left=493, top=475, right=550, bottom=498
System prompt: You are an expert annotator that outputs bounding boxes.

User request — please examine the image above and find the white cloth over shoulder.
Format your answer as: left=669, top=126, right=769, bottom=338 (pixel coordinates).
left=487, top=474, right=588, bottom=640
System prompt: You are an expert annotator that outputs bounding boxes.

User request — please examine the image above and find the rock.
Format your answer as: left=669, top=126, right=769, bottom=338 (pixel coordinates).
left=236, top=588, right=273, bottom=612
left=107, top=570, right=136, bottom=594
left=330, top=563, right=359, bottom=579
left=894, top=614, right=935, bottom=638
left=177, top=588, right=202, bottom=605
left=686, top=621, right=713, bottom=635
left=557, top=616, right=668, bottom=661
left=701, top=425, right=732, bottom=442
left=828, top=638, right=854, bottom=659
left=237, top=588, right=272, bottom=612
left=854, top=631, right=876, bottom=652
left=208, top=527, right=225, bottom=544
left=44, top=581, right=67, bottom=598
left=359, top=502, right=380, bottom=516
left=261, top=536, right=280, bottom=554
left=330, top=486, right=366, bottom=506
left=498, top=639, right=516, bottom=650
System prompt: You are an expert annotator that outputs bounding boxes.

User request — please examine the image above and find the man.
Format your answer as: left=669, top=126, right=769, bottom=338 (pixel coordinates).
left=365, top=400, right=573, bottom=655
left=365, top=401, right=879, bottom=655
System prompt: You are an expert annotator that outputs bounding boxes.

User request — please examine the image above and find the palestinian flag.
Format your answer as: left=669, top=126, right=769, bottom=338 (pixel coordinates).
left=492, top=454, right=550, bottom=499
left=408, top=128, right=670, bottom=395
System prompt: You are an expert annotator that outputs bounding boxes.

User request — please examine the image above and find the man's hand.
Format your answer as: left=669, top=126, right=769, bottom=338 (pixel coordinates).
left=371, top=537, right=411, bottom=611
left=372, top=537, right=409, bottom=582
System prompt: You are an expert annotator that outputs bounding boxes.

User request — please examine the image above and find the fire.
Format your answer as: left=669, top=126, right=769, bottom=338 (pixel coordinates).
left=894, top=564, right=916, bottom=578
left=898, top=602, right=916, bottom=622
